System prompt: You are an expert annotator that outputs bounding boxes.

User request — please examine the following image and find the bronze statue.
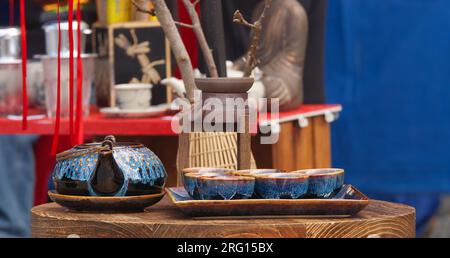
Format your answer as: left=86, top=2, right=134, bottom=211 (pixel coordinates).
left=233, top=0, right=308, bottom=110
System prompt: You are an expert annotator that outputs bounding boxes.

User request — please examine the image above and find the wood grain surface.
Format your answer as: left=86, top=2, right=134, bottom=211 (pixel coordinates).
left=31, top=197, right=415, bottom=238
left=312, top=116, right=331, bottom=168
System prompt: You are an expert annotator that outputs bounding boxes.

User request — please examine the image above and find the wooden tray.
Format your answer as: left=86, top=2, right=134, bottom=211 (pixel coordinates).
left=166, top=185, right=369, bottom=218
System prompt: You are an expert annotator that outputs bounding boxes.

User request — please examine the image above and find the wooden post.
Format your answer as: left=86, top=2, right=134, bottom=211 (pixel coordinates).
left=176, top=131, right=190, bottom=186
left=295, top=120, right=314, bottom=169
left=312, top=116, right=331, bottom=168
left=272, top=122, right=296, bottom=171
left=237, top=111, right=251, bottom=169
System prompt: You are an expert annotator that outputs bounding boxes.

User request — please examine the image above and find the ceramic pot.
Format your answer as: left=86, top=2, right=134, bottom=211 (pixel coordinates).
left=115, top=83, right=152, bottom=110
left=53, top=135, right=167, bottom=197
left=181, top=167, right=232, bottom=186
left=0, top=60, right=21, bottom=115
left=196, top=174, right=255, bottom=200
left=0, top=27, right=21, bottom=61
left=184, top=173, right=255, bottom=200
left=42, top=21, right=90, bottom=57
left=195, top=77, right=254, bottom=93
left=253, top=172, right=309, bottom=199
left=231, top=169, right=281, bottom=177
left=295, top=168, right=345, bottom=198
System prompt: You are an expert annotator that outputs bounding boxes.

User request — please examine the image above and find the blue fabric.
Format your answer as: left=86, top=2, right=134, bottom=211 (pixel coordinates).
left=0, top=136, right=37, bottom=237
left=326, top=0, right=450, bottom=193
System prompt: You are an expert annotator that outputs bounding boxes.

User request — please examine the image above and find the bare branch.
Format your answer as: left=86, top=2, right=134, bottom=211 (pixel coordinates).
left=234, top=0, right=272, bottom=77
left=174, top=21, right=195, bottom=29
left=131, top=0, right=156, bottom=16
left=150, top=0, right=196, bottom=101
left=233, top=10, right=255, bottom=28
left=193, top=0, right=201, bottom=6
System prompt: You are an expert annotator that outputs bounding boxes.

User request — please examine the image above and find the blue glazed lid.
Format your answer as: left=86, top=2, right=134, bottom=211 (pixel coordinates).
left=56, top=135, right=142, bottom=161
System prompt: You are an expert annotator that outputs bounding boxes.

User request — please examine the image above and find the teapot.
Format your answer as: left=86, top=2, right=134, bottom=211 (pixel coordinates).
left=53, top=135, right=167, bottom=197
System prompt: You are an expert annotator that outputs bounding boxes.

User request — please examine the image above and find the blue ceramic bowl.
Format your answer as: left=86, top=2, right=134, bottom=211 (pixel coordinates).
left=254, top=173, right=309, bottom=199
left=196, top=175, right=255, bottom=200
left=231, top=169, right=281, bottom=177
left=297, top=168, right=345, bottom=198
left=183, top=172, right=228, bottom=199
left=181, top=167, right=232, bottom=186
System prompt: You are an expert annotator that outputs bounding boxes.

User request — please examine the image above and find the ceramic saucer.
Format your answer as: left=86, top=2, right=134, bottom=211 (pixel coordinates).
left=99, top=104, right=170, bottom=118
left=48, top=191, right=165, bottom=212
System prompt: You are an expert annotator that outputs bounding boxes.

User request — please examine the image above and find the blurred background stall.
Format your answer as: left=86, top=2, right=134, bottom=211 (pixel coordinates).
left=1, top=0, right=450, bottom=237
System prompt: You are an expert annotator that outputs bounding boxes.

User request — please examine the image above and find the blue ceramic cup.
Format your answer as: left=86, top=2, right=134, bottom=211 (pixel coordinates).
left=183, top=172, right=229, bottom=199
left=296, top=168, right=345, bottom=198
left=195, top=175, right=255, bottom=200
left=254, top=172, right=310, bottom=199
left=231, top=169, right=281, bottom=177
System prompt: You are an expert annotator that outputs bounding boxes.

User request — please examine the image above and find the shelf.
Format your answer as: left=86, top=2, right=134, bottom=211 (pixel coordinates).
left=0, top=104, right=342, bottom=136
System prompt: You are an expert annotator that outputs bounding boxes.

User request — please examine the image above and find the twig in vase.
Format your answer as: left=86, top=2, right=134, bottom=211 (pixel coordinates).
left=233, top=0, right=272, bottom=77
left=131, top=0, right=156, bottom=16
left=132, top=0, right=196, bottom=101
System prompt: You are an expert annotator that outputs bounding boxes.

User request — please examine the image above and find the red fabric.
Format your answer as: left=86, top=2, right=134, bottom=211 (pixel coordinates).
left=51, top=0, right=62, bottom=155
left=0, top=105, right=342, bottom=135
left=68, top=0, right=74, bottom=144
left=20, top=0, right=27, bottom=130
left=75, top=0, right=84, bottom=144
left=34, top=136, right=71, bottom=205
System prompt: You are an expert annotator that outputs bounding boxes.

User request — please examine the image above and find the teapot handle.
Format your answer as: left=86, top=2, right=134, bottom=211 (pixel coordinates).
left=102, top=135, right=116, bottom=149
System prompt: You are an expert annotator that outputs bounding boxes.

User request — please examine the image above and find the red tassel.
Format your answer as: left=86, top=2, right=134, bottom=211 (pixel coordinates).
left=68, top=0, right=75, bottom=144
left=9, top=0, right=14, bottom=26
left=75, top=0, right=84, bottom=144
left=51, top=0, right=62, bottom=155
left=19, top=0, right=27, bottom=130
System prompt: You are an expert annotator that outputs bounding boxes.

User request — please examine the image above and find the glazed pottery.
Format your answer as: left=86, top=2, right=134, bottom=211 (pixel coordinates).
left=181, top=167, right=232, bottom=187
left=297, top=168, right=345, bottom=198
left=253, top=173, right=309, bottom=199
left=231, top=169, right=281, bottom=177
left=115, top=83, right=153, bottom=110
left=196, top=175, right=255, bottom=200
left=53, top=135, right=167, bottom=197
left=183, top=172, right=229, bottom=199
left=0, top=27, right=21, bottom=61
left=48, top=191, right=165, bottom=212
left=166, top=185, right=369, bottom=217
left=195, top=77, right=254, bottom=93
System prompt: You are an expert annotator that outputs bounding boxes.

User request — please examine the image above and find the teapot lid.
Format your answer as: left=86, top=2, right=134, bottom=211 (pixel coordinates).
left=56, top=135, right=143, bottom=161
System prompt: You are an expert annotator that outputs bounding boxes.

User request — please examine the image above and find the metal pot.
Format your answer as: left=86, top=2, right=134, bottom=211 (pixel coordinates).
left=37, top=53, right=96, bottom=117
left=53, top=135, right=167, bottom=197
left=42, top=21, right=91, bottom=57
left=0, top=27, right=21, bottom=61
left=0, top=60, right=21, bottom=115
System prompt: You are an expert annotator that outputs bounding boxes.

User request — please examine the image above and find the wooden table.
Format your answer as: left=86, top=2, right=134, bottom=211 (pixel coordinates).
left=31, top=197, right=415, bottom=238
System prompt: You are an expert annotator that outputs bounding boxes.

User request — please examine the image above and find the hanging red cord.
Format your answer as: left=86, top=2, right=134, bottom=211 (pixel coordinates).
left=68, top=0, right=75, bottom=144
left=9, top=0, right=14, bottom=26
left=19, top=0, right=27, bottom=130
left=75, top=0, right=84, bottom=144
left=51, top=0, right=62, bottom=155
